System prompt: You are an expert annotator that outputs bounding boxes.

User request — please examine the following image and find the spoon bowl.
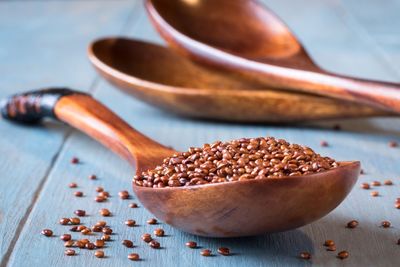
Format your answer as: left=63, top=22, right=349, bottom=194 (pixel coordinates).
left=147, top=0, right=400, bottom=113
left=1, top=89, right=360, bottom=237
left=88, top=37, right=389, bottom=122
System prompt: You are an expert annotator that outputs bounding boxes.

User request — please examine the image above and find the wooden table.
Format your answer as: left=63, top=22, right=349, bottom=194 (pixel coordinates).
left=1, top=1, right=399, bottom=266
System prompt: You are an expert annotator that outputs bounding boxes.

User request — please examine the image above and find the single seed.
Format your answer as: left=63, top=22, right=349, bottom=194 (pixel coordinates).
left=384, top=180, right=393, bottom=185
left=299, top=252, right=311, bottom=260
left=129, top=203, right=138, bottom=208
left=60, top=234, right=72, bottom=241
left=95, top=186, right=104, bottom=192
left=95, top=196, right=106, bottom=203
left=70, top=226, right=78, bottom=232
left=371, top=181, right=381, bottom=186
left=86, top=242, right=96, bottom=250
left=154, top=228, right=165, bottom=237
left=324, top=240, right=335, bottom=246
left=81, top=228, right=91, bottom=235
left=92, top=225, right=102, bottom=232
left=89, top=174, right=97, bottom=180
left=326, top=245, right=336, bottom=251
left=201, top=249, right=212, bottom=256
left=381, top=221, right=391, bottom=228
left=102, top=227, right=112, bottom=235
left=389, top=141, right=398, bottom=148
left=80, top=239, right=90, bottom=245
left=101, top=234, right=111, bottom=241
left=70, top=217, right=80, bottom=225
left=149, top=240, right=160, bottom=249
left=64, top=240, right=74, bottom=247
left=395, top=203, right=400, bottom=209
left=74, top=191, right=83, bottom=197
left=74, top=241, right=85, bottom=248
left=95, top=250, right=104, bottom=258
left=125, top=219, right=136, bottom=227
left=77, top=225, right=87, bottom=231
left=74, top=209, right=86, bottom=217
left=347, top=220, right=359, bottom=229
left=95, top=221, right=107, bottom=227
left=95, top=239, right=105, bottom=248
left=71, top=157, right=79, bottom=164
left=118, top=190, right=130, bottom=199
left=59, top=218, right=70, bottom=225
left=141, top=233, right=152, bottom=243
left=361, top=183, right=370, bottom=189
left=98, top=191, right=110, bottom=198
left=185, top=241, right=197, bottom=248
left=122, top=239, right=134, bottom=248
left=68, top=182, right=77, bottom=188
left=65, top=249, right=75, bottom=256
left=217, top=247, right=230, bottom=256
left=320, top=141, right=328, bottom=147
left=147, top=218, right=157, bottom=225
left=41, top=229, right=53, bottom=237
left=337, top=251, right=349, bottom=260
left=99, top=208, right=111, bottom=217
left=371, top=191, right=379, bottom=197
left=128, top=253, right=140, bottom=261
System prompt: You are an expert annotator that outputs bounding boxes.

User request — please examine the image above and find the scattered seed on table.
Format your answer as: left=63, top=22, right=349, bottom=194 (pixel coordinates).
left=218, top=247, right=230, bottom=256
left=154, top=228, right=164, bottom=237
left=389, top=141, right=398, bottom=148
left=149, top=240, right=160, bottom=249
left=361, top=183, right=370, bottom=189
left=119, top=190, right=130, bottom=199
left=384, top=180, right=393, bottom=185
left=185, top=241, right=197, bottom=248
left=128, top=253, right=140, bottom=261
left=60, top=234, right=71, bottom=241
left=89, top=174, right=97, bottom=180
left=80, top=239, right=90, bottom=245
left=74, top=241, right=85, bottom=248
left=64, top=240, right=74, bottom=247
left=320, top=141, right=328, bottom=147
left=101, top=234, right=111, bottom=241
left=337, top=251, right=349, bottom=260
left=77, top=225, right=87, bottom=231
left=99, top=208, right=111, bottom=216
left=92, top=225, right=102, bottom=232
left=70, top=217, right=80, bottom=225
left=327, top=245, right=336, bottom=251
left=347, top=220, right=359, bottom=229
left=324, top=240, right=335, bottom=246
left=68, top=182, right=77, bottom=188
left=59, top=218, right=70, bottom=225
left=65, top=249, right=75, bottom=256
left=147, top=218, right=157, bottom=225
left=74, top=191, right=83, bottom=197
left=95, top=186, right=104, bottom=193
left=125, top=219, right=136, bottom=227
left=98, top=191, right=110, bottom=198
left=122, top=240, right=134, bottom=248
left=102, top=227, right=112, bottom=235
left=95, top=240, right=105, bottom=248
left=371, top=181, right=381, bottom=186
left=71, top=157, right=79, bottom=164
left=299, top=252, right=311, bottom=260
left=129, top=203, right=138, bottom=208
left=74, top=210, right=86, bottom=217
left=81, top=228, right=91, bottom=235
left=86, top=243, right=95, bottom=250
left=95, top=196, right=106, bottom=203
left=41, top=229, right=53, bottom=237
left=95, top=250, right=104, bottom=258
left=95, top=221, right=107, bottom=227
left=201, top=249, right=212, bottom=256
left=381, top=221, right=391, bottom=228
left=141, top=233, right=152, bottom=243
left=70, top=226, right=78, bottom=232
left=371, top=191, right=379, bottom=197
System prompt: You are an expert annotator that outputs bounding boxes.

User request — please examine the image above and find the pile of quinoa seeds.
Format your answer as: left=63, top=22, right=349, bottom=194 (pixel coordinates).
left=134, top=136, right=338, bottom=188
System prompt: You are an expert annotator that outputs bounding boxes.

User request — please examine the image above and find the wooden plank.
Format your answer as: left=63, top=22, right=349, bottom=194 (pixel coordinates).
left=5, top=1, right=400, bottom=267
left=0, top=0, right=137, bottom=265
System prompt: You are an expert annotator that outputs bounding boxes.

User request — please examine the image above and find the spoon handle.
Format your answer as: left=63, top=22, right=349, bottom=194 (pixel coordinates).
left=0, top=88, right=169, bottom=164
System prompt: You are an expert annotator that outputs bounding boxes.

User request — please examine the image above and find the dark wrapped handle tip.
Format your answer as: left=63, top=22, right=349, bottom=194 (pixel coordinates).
left=1, top=88, right=86, bottom=124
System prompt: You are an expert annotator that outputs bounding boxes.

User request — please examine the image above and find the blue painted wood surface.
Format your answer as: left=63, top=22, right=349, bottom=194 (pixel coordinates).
left=1, top=0, right=400, bottom=266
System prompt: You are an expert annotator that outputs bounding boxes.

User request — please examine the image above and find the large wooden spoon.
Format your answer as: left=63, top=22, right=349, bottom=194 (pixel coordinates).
left=146, top=0, right=400, bottom=113
left=1, top=89, right=360, bottom=237
left=88, top=38, right=389, bottom=122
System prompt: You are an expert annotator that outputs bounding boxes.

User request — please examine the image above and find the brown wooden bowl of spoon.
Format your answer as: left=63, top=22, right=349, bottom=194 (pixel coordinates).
left=146, top=0, right=400, bottom=113
left=1, top=88, right=360, bottom=237
left=88, top=37, right=389, bottom=122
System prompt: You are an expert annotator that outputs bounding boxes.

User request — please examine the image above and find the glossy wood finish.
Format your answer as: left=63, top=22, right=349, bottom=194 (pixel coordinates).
left=147, top=0, right=400, bottom=113
left=88, top=38, right=390, bottom=122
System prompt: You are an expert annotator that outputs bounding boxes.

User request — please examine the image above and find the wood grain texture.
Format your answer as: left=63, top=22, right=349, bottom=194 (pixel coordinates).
left=2, top=0, right=400, bottom=266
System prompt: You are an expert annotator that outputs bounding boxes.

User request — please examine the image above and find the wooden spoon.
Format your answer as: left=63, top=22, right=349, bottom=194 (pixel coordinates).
left=1, top=88, right=360, bottom=237
left=88, top=37, right=389, bottom=122
left=146, top=0, right=400, bottom=113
